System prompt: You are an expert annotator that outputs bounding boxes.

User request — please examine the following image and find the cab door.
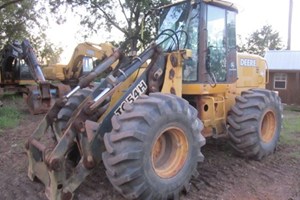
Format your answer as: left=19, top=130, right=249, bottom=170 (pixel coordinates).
left=205, top=4, right=237, bottom=84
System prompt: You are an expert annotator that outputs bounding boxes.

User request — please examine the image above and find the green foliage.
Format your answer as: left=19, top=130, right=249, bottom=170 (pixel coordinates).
left=0, top=106, right=20, bottom=129
left=280, top=110, right=300, bottom=145
left=0, top=0, right=63, bottom=64
left=0, top=0, right=42, bottom=47
left=0, top=105, right=20, bottom=131
left=238, top=25, right=284, bottom=56
left=49, top=0, right=171, bottom=51
left=208, top=46, right=227, bottom=82
left=279, top=110, right=300, bottom=159
left=29, top=34, right=63, bottom=65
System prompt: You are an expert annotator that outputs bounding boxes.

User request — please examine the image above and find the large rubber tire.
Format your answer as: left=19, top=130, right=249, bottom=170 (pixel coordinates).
left=54, top=89, right=91, bottom=139
left=227, top=89, right=282, bottom=160
left=54, top=88, right=103, bottom=165
left=102, top=93, right=205, bottom=200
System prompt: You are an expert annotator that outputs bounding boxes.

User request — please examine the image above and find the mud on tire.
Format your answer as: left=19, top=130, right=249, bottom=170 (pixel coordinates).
left=227, top=89, right=282, bottom=160
left=53, top=89, right=91, bottom=139
left=102, top=93, right=205, bottom=200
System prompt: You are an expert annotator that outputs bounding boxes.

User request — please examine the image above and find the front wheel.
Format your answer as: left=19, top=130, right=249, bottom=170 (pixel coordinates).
left=227, top=89, right=282, bottom=160
left=102, top=93, right=205, bottom=200
left=54, top=89, right=91, bottom=139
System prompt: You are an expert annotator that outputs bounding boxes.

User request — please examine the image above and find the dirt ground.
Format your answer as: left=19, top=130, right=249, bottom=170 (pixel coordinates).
left=0, top=98, right=299, bottom=200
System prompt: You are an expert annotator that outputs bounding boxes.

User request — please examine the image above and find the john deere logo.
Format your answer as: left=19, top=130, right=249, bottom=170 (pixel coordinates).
left=240, top=58, right=256, bottom=67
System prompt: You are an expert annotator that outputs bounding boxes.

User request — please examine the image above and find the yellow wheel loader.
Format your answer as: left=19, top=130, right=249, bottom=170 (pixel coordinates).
left=26, top=0, right=282, bottom=199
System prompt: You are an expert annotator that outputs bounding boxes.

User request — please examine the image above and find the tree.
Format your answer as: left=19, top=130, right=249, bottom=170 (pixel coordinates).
left=0, top=0, right=63, bottom=64
left=238, top=25, right=284, bottom=56
left=49, top=0, right=171, bottom=52
left=0, top=0, right=41, bottom=47
left=29, top=33, right=63, bottom=65
left=0, top=0, right=22, bottom=10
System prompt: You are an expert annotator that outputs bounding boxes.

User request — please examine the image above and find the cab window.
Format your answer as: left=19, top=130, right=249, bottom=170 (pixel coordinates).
left=206, top=5, right=227, bottom=82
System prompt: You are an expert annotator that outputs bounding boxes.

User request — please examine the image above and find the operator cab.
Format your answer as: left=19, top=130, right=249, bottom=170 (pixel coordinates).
left=0, top=42, right=33, bottom=84
left=157, top=0, right=238, bottom=84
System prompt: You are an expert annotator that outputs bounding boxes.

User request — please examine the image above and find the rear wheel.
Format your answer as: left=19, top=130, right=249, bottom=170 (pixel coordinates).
left=227, top=89, right=282, bottom=160
left=102, top=93, right=205, bottom=200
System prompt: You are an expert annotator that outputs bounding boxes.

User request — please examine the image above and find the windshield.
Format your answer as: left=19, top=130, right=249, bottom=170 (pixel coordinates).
left=157, top=2, right=200, bottom=82
left=156, top=2, right=190, bottom=51
left=82, top=57, right=93, bottom=72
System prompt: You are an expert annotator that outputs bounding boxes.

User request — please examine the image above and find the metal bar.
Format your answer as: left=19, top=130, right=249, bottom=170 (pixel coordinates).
left=21, top=39, right=46, bottom=82
left=47, top=128, right=77, bottom=170
left=63, top=161, right=92, bottom=194
left=65, top=86, right=80, bottom=99
left=93, top=88, right=110, bottom=102
left=89, top=84, right=119, bottom=111
left=27, top=115, right=51, bottom=140
left=29, top=138, right=46, bottom=152
left=117, top=46, right=156, bottom=83
left=78, top=50, right=122, bottom=88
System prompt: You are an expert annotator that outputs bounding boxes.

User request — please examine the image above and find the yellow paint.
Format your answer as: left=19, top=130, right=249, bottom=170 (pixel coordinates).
left=96, top=50, right=268, bottom=138
left=43, top=42, right=117, bottom=81
left=98, top=68, right=146, bottom=122
left=181, top=53, right=268, bottom=137
left=236, top=53, right=267, bottom=89
left=161, top=52, right=183, bottom=96
left=19, top=80, right=37, bottom=85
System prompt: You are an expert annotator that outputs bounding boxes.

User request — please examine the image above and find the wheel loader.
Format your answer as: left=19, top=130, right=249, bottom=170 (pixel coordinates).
left=25, top=0, right=282, bottom=199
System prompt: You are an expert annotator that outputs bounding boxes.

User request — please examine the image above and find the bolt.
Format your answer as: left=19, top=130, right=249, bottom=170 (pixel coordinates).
left=170, top=53, right=178, bottom=67
left=170, top=87, right=176, bottom=95
left=169, top=69, right=175, bottom=80
left=62, top=191, right=73, bottom=200
left=83, top=156, right=95, bottom=169
left=49, top=158, right=61, bottom=171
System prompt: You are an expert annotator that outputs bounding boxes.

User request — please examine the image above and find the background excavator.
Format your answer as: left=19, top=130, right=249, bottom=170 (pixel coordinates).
left=26, top=0, right=282, bottom=199
left=0, top=40, right=35, bottom=95
left=42, top=42, right=115, bottom=88
left=0, top=39, right=70, bottom=114
left=0, top=40, right=115, bottom=114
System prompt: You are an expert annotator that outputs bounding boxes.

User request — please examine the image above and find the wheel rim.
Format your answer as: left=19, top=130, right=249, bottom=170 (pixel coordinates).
left=151, top=127, right=189, bottom=179
left=260, top=110, right=276, bottom=143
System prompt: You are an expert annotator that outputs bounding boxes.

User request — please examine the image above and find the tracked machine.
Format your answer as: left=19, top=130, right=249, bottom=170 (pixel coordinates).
left=42, top=42, right=115, bottom=88
left=0, top=40, right=70, bottom=114
left=26, top=0, right=282, bottom=199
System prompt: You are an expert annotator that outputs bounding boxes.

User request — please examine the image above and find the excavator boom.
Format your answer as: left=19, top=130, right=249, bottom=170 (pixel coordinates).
left=0, top=39, right=70, bottom=114
left=43, top=42, right=115, bottom=87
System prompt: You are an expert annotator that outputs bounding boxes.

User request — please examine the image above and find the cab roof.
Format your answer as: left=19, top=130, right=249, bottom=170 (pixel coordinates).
left=162, top=0, right=238, bottom=13
left=204, top=0, right=238, bottom=12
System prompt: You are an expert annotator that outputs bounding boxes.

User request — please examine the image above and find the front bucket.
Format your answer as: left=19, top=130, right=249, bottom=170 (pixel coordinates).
left=25, top=87, right=54, bottom=115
